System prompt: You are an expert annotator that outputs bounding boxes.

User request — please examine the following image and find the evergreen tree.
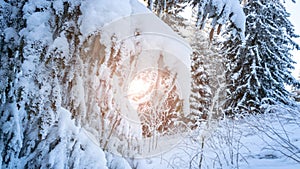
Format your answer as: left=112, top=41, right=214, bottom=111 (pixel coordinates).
left=162, top=14, right=227, bottom=125
left=223, top=0, right=299, bottom=114
left=190, top=51, right=211, bottom=125
left=0, top=0, right=29, bottom=167
left=0, top=1, right=107, bottom=168
left=143, top=0, right=245, bottom=41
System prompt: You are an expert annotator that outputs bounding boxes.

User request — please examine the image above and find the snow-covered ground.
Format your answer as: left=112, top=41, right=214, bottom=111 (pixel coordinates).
left=53, top=103, right=300, bottom=169
left=117, top=104, right=300, bottom=169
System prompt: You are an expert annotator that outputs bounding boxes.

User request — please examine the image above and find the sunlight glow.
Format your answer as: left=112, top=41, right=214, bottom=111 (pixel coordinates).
left=127, top=78, right=152, bottom=103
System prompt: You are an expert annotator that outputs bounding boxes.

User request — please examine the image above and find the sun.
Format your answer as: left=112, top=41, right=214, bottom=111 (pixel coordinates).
left=127, top=74, right=153, bottom=103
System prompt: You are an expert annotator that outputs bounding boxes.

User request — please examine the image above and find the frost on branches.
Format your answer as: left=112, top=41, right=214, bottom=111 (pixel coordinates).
left=0, top=0, right=145, bottom=168
left=192, top=0, right=246, bottom=41
left=142, top=0, right=246, bottom=41
left=223, top=0, right=300, bottom=114
left=0, top=0, right=192, bottom=167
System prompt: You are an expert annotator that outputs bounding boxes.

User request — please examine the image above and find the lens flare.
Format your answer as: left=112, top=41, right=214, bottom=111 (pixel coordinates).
left=127, top=75, right=152, bottom=103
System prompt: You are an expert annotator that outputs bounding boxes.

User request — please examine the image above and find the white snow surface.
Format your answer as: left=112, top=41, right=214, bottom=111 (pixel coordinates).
left=80, top=0, right=151, bottom=39
left=129, top=105, right=300, bottom=169
left=45, top=108, right=108, bottom=169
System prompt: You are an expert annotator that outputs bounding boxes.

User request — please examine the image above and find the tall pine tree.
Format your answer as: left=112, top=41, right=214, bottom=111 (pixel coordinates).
left=223, top=0, right=299, bottom=114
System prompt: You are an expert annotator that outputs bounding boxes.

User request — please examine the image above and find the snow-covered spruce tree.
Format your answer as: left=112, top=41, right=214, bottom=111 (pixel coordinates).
left=0, top=1, right=27, bottom=167
left=193, top=38, right=227, bottom=119
left=223, top=0, right=300, bottom=114
left=190, top=51, right=211, bottom=126
left=0, top=0, right=111, bottom=168
left=157, top=0, right=245, bottom=121
left=1, top=0, right=191, bottom=167
left=158, top=14, right=211, bottom=128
